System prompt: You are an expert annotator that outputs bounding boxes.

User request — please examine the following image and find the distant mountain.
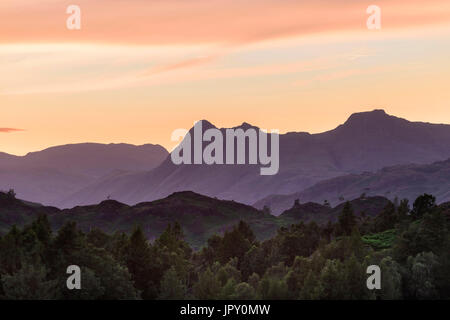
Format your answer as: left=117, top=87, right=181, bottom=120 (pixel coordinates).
left=255, top=158, right=450, bottom=214
left=64, top=110, right=450, bottom=208
left=0, top=143, right=168, bottom=207
left=0, top=152, right=19, bottom=166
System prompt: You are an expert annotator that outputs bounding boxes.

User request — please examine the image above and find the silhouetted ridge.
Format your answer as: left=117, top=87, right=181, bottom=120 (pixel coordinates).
left=4, top=110, right=450, bottom=210
left=340, top=109, right=400, bottom=129
left=231, top=122, right=260, bottom=130
left=96, top=199, right=129, bottom=211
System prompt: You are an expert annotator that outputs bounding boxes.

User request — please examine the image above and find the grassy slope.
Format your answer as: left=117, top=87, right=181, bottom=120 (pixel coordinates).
left=362, top=229, right=397, bottom=250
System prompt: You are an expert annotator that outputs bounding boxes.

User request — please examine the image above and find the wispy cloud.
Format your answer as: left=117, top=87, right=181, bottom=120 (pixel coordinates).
left=292, top=65, right=393, bottom=87
left=0, top=43, right=346, bottom=94
left=142, top=55, right=217, bottom=76
left=0, top=128, right=24, bottom=133
left=1, top=0, right=449, bottom=45
left=1, top=0, right=449, bottom=97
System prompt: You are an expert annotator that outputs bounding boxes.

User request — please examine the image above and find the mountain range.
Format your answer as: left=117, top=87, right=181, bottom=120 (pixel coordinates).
left=2, top=109, right=450, bottom=209
left=54, top=109, right=450, bottom=209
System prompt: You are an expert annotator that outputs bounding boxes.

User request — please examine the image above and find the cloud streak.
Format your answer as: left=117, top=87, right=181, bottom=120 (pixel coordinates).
left=0, top=128, right=24, bottom=133
left=143, top=55, right=217, bottom=76
left=1, top=0, right=449, bottom=45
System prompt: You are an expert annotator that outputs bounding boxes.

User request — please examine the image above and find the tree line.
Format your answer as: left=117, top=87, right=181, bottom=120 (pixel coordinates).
left=0, top=193, right=449, bottom=299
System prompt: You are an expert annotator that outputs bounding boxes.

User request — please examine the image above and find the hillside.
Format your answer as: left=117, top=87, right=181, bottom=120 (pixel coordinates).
left=0, top=191, right=59, bottom=234
left=0, top=191, right=282, bottom=249
left=0, top=189, right=399, bottom=249
left=2, top=189, right=447, bottom=250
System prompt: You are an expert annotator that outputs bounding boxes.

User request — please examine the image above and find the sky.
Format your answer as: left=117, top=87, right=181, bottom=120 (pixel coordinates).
left=1, top=0, right=450, bottom=155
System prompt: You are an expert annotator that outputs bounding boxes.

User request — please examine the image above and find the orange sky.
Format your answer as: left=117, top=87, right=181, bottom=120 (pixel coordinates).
left=1, top=0, right=450, bottom=155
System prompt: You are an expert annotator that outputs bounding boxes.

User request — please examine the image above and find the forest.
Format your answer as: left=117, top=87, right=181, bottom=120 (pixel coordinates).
left=0, top=193, right=448, bottom=300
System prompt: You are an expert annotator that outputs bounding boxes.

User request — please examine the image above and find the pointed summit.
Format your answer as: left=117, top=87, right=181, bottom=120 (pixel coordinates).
left=232, top=122, right=259, bottom=131
left=196, top=119, right=217, bottom=129
left=185, top=120, right=217, bottom=136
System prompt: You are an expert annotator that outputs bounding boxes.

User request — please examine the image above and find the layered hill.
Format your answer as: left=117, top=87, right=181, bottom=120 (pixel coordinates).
left=0, top=191, right=281, bottom=249
left=255, top=158, right=450, bottom=214
left=0, top=191, right=391, bottom=249
left=3, top=190, right=446, bottom=248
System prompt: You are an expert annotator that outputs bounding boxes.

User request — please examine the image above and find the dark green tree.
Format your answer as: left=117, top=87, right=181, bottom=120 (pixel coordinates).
left=1, top=264, right=59, bottom=300
left=125, top=226, right=155, bottom=299
left=338, top=202, right=357, bottom=236
left=193, top=268, right=221, bottom=299
left=411, top=194, right=436, bottom=220
left=298, top=270, right=321, bottom=300
left=158, top=266, right=186, bottom=300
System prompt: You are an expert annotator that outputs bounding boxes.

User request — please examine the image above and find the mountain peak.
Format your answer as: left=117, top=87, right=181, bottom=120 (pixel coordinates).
left=347, top=109, right=387, bottom=120
left=187, top=120, right=261, bottom=132
left=192, top=120, right=217, bottom=130
left=198, top=119, right=215, bottom=127
left=232, top=122, right=259, bottom=130
left=342, top=109, right=398, bottom=128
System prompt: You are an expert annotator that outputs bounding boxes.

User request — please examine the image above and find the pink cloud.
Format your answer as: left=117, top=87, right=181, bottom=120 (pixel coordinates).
left=0, top=128, right=24, bottom=133
left=1, top=0, right=449, bottom=45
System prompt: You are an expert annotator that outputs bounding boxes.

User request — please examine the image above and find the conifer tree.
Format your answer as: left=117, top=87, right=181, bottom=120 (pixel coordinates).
left=158, top=267, right=186, bottom=300
left=338, top=202, right=357, bottom=236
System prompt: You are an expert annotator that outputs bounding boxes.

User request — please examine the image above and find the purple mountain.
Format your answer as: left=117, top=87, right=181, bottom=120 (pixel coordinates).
left=58, top=109, right=450, bottom=208
left=0, top=143, right=168, bottom=206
